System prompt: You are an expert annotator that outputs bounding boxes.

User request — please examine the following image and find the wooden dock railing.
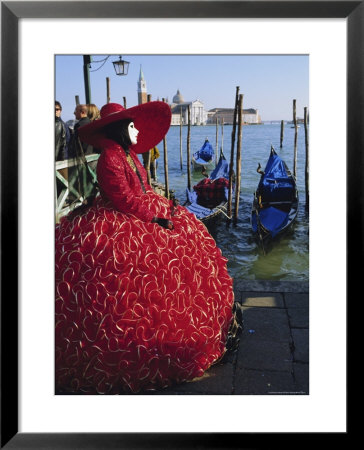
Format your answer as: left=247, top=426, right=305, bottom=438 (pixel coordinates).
left=55, top=154, right=99, bottom=223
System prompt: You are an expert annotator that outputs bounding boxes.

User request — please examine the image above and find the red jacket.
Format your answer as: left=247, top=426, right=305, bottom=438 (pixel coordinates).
left=96, top=138, right=155, bottom=223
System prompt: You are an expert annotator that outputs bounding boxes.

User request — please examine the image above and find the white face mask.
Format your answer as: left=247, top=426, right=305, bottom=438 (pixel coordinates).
left=128, top=121, right=139, bottom=145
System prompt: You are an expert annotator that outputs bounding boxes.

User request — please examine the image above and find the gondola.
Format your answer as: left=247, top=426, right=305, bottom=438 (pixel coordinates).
left=185, top=150, right=230, bottom=224
left=251, top=146, right=298, bottom=253
left=191, top=138, right=215, bottom=171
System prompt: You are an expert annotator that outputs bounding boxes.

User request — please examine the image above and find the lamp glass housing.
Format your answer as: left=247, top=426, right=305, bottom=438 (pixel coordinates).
left=113, top=56, right=130, bottom=76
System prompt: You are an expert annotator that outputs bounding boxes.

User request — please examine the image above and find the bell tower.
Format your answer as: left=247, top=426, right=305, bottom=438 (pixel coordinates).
left=137, top=66, right=147, bottom=104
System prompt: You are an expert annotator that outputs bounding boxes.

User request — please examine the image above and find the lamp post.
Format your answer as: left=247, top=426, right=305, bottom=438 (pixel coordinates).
left=83, top=55, right=92, bottom=104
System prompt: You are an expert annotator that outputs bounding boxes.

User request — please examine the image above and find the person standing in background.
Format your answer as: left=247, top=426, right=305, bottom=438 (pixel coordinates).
left=69, top=104, right=92, bottom=157
left=87, top=104, right=101, bottom=153
left=55, top=101, right=71, bottom=201
left=55, top=100, right=70, bottom=161
left=87, top=103, right=101, bottom=122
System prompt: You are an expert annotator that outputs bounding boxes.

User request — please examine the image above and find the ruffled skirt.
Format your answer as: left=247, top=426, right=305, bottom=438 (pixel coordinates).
left=55, top=194, right=234, bottom=394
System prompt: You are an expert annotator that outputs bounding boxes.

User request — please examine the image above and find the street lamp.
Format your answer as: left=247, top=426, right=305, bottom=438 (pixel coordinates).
left=112, top=56, right=130, bottom=76
left=82, top=55, right=130, bottom=105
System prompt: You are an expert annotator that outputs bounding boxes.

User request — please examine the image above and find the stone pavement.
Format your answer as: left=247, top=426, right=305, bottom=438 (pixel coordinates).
left=149, top=280, right=309, bottom=395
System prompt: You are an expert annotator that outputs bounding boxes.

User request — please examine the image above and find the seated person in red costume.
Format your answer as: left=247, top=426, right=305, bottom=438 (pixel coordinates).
left=55, top=101, right=242, bottom=394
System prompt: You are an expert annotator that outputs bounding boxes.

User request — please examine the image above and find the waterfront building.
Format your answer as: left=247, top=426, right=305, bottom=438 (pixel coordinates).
left=207, top=107, right=262, bottom=124
left=170, top=89, right=207, bottom=125
left=243, top=108, right=262, bottom=124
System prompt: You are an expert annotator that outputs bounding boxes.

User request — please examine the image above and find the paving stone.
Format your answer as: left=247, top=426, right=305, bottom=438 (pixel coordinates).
left=287, top=307, right=309, bottom=328
left=293, top=362, right=309, bottom=394
left=241, top=307, right=291, bottom=342
left=234, top=368, right=296, bottom=395
left=162, top=362, right=235, bottom=395
left=240, top=292, right=284, bottom=308
left=233, top=289, right=243, bottom=303
left=236, top=338, right=293, bottom=372
left=285, top=292, right=309, bottom=308
left=234, top=280, right=309, bottom=293
left=291, top=328, right=309, bottom=363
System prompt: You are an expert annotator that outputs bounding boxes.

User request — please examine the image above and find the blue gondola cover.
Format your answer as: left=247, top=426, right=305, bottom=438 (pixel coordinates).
left=252, top=206, right=289, bottom=237
left=210, top=156, right=229, bottom=180
left=193, top=139, right=214, bottom=164
left=260, top=152, right=295, bottom=202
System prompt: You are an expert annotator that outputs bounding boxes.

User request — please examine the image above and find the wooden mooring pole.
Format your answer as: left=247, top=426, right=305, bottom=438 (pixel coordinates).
left=187, top=105, right=192, bottom=191
left=221, top=117, right=224, bottom=154
left=180, top=107, right=183, bottom=170
left=304, top=106, right=309, bottom=213
left=227, top=86, right=240, bottom=224
left=280, top=119, right=284, bottom=148
left=162, top=98, right=169, bottom=199
left=123, top=97, right=127, bottom=109
left=293, top=99, right=298, bottom=179
left=106, top=77, right=110, bottom=104
left=144, top=94, right=152, bottom=185
left=215, top=116, right=219, bottom=165
left=233, top=94, right=244, bottom=225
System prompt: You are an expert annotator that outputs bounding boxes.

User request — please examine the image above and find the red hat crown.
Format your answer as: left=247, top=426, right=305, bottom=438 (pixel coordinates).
left=100, top=103, right=126, bottom=119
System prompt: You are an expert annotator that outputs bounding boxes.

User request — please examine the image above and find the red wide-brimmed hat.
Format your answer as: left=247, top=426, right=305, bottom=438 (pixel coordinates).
left=78, top=101, right=171, bottom=154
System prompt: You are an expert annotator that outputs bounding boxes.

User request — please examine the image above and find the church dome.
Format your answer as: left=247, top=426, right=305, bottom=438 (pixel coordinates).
left=173, top=89, right=184, bottom=104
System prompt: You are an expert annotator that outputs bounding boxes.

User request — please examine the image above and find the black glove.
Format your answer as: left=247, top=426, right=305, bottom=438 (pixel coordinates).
left=152, top=217, right=174, bottom=230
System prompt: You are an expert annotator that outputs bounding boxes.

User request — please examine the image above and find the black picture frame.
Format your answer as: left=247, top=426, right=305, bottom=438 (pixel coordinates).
left=1, top=1, right=357, bottom=448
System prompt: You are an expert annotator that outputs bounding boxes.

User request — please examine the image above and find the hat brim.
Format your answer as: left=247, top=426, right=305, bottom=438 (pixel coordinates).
left=78, top=101, right=171, bottom=154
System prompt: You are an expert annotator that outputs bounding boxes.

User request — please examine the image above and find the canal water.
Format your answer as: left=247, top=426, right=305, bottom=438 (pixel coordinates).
left=148, top=123, right=309, bottom=282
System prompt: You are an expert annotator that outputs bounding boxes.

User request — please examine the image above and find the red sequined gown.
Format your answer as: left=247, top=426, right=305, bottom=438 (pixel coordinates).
left=55, top=138, right=234, bottom=394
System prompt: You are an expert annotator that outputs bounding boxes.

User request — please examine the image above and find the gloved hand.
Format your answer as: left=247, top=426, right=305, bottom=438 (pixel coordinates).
left=152, top=217, right=174, bottom=230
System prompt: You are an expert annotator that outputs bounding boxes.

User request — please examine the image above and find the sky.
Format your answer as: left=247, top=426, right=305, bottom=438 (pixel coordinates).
left=55, top=54, right=309, bottom=123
